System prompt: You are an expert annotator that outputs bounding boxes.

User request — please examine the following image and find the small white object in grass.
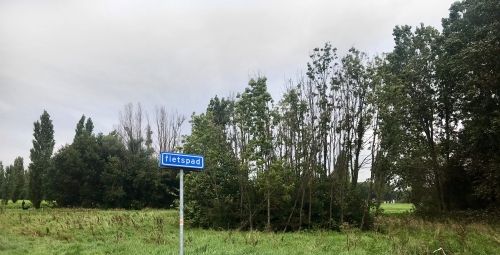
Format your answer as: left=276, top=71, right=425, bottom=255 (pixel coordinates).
left=432, top=247, right=446, bottom=255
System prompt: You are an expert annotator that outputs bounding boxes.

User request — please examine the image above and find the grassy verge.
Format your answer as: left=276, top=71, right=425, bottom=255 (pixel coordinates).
left=0, top=202, right=498, bottom=254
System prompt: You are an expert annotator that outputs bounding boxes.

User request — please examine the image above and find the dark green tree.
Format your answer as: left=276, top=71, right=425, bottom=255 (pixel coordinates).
left=29, top=110, right=55, bottom=208
left=99, top=131, right=128, bottom=207
left=49, top=145, right=81, bottom=206
left=440, top=0, right=500, bottom=208
left=238, top=77, right=275, bottom=229
left=75, top=117, right=103, bottom=207
left=2, top=164, right=13, bottom=204
left=49, top=116, right=104, bottom=207
left=11, top=157, right=25, bottom=203
left=380, top=24, right=448, bottom=212
left=184, top=112, right=241, bottom=228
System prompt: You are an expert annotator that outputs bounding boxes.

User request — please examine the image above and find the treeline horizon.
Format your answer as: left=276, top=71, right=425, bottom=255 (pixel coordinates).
left=0, top=0, right=498, bottom=231
left=0, top=106, right=188, bottom=209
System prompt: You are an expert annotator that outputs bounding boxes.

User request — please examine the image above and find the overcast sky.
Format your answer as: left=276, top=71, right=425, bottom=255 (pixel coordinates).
left=0, top=0, right=455, bottom=180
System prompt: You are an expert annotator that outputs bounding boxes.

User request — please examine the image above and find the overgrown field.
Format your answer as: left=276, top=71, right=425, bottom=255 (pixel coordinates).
left=0, top=202, right=498, bottom=255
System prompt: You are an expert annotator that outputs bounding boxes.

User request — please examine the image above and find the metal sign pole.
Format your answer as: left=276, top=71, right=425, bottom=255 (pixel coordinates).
left=159, top=152, right=203, bottom=255
left=179, top=169, right=184, bottom=255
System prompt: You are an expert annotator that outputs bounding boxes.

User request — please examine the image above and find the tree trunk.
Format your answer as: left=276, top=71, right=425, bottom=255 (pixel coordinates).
left=299, top=184, right=305, bottom=230
left=266, top=189, right=271, bottom=231
left=308, top=179, right=312, bottom=227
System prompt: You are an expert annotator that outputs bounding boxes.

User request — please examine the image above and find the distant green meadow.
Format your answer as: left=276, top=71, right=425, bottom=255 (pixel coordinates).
left=0, top=201, right=498, bottom=255
left=379, top=203, right=414, bottom=214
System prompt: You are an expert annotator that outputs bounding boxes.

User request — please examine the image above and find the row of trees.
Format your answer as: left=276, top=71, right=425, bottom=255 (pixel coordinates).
left=183, top=51, right=381, bottom=230
left=0, top=111, right=53, bottom=208
left=0, top=157, right=26, bottom=204
left=0, top=106, right=186, bottom=209
left=183, top=0, right=499, bottom=230
left=377, top=0, right=499, bottom=212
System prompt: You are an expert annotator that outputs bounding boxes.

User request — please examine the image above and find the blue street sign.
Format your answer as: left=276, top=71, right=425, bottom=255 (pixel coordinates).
left=159, top=152, right=204, bottom=255
left=159, top=152, right=204, bottom=170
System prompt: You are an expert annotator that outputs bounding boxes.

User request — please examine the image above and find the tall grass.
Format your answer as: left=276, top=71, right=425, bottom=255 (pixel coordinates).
left=0, top=201, right=498, bottom=254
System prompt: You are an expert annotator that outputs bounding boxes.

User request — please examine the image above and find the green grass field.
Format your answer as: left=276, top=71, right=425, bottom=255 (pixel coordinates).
left=0, top=201, right=499, bottom=254
left=379, top=203, right=414, bottom=214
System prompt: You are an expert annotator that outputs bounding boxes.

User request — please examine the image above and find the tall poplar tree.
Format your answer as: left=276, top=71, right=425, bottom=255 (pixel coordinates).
left=29, top=110, right=55, bottom=208
left=4, top=165, right=14, bottom=203
left=11, top=157, right=25, bottom=203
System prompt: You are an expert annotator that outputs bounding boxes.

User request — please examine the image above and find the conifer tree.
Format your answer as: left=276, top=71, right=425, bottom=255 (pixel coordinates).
left=29, top=110, right=55, bottom=208
left=11, top=157, right=25, bottom=203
